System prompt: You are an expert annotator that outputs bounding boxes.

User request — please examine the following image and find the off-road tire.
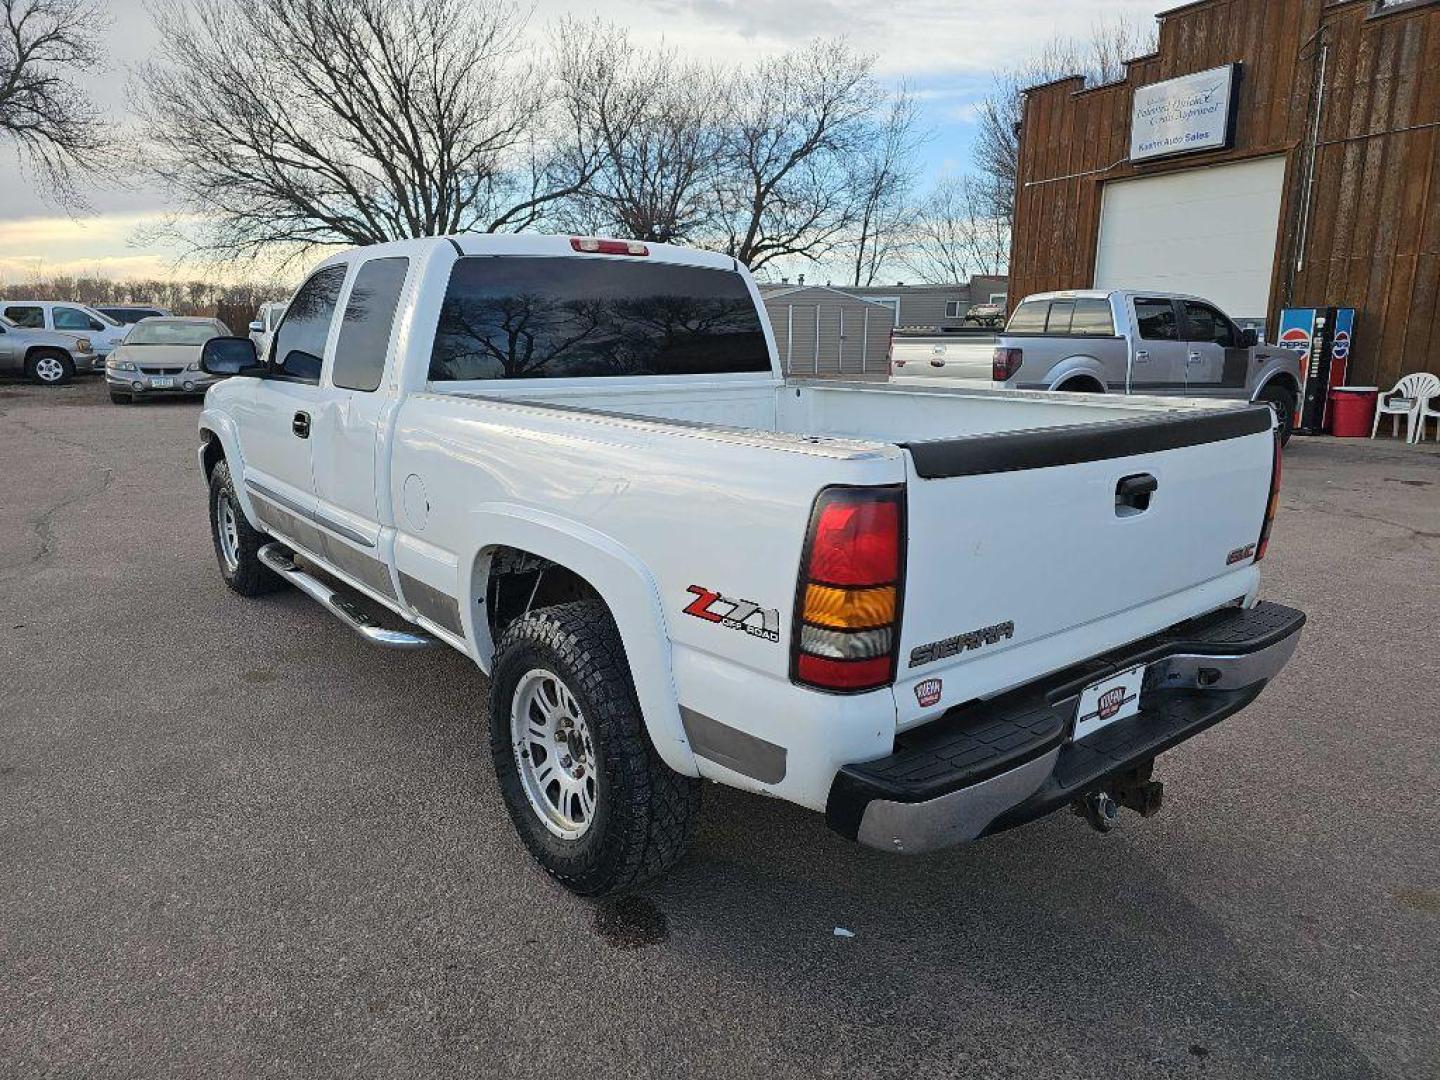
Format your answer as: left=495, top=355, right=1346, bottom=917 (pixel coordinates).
left=489, top=600, right=701, bottom=896
left=208, top=460, right=284, bottom=596
left=109, top=389, right=131, bottom=405
left=1256, top=383, right=1297, bottom=446
left=26, top=350, right=74, bottom=386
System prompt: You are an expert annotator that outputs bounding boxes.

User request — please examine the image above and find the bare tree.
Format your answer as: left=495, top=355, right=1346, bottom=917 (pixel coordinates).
left=973, top=15, right=1157, bottom=226
left=715, top=39, right=886, bottom=272
left=553, top=20, right=720, bottom=245
left=905, top=175, right=1010, bottom=283
left=844, top=92, right=920, bottom=287
left=0, top=0, right=108, bottom=202
left=135, top=0, right=602, bottom=264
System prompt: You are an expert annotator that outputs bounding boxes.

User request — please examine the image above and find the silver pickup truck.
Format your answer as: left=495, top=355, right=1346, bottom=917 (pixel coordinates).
left=991, top=290, right=1303, bottom=440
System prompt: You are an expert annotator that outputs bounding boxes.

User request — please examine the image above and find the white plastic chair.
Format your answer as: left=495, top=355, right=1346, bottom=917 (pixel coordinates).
left=1371, top=373, right=1440, bottom=443
left=1417, top=379, right=1440, bottom=442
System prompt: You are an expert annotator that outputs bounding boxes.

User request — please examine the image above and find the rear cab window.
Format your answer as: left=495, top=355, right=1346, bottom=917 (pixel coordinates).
left=1005, top=300, right=1049, bottom=334
left=1007, top=297, right=1114, bottom=337
left=428, top=257, right=771, bottom=381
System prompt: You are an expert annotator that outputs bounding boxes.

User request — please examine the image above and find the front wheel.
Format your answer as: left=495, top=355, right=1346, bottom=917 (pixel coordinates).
left=1256, top=384, right=1296, bottom=446
left=208, top=460, right=284, bottom=596
left=489, top=600, right=701, bottom=896
left=26, top=351, right=74, bottom=386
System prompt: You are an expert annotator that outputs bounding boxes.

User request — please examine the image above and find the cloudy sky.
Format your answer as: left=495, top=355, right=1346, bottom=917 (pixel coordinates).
left=0, top=0, right=1157, bottom=283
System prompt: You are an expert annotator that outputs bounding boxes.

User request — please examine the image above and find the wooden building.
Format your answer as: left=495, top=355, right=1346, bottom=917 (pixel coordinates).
left=1009, top=0, right=1440, bottom=386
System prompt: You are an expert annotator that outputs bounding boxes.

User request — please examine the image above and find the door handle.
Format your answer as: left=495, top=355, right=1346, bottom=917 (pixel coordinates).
left=1134, top=350, right=1150, bottom=362
left=292, top=411, right=311, bottom=439
left=1188, top=351, right=1203, bottom=363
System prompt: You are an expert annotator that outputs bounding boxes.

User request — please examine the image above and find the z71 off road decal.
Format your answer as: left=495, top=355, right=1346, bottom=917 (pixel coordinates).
left=909, top=620, right=1015, bottom=668
left=683, top=586, right=780, bottom=643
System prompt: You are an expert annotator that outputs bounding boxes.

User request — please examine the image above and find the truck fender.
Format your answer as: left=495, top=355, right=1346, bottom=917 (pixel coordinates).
left=197, top=410, right=264, bottom=529
left=1250, top=367, right=1300, bottom=402
left=459, top=504, right=699, bottom=779
left=1045, top=356, right=1109, bottom=392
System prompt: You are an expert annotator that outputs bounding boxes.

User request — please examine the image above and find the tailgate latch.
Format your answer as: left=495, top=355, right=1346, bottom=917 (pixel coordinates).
left=1116, top=473, right=1158, bottom=516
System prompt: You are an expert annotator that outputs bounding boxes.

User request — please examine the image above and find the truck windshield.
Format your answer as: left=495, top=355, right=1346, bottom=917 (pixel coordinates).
left=428, top=256, right=771, bottom=380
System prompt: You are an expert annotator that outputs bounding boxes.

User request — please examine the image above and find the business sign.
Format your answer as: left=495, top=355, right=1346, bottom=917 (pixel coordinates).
left=1130, top=64, right=1239, bottom=162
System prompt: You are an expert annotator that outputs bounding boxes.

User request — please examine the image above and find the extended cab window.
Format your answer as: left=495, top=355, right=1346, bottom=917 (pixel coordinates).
left=1134, top=299, right=1179, bottom=341
left=271, top=265, right=346, bottom=382
left=1182, top=301, right=1237, bottom=347
left=428, top=257, right=771, bottom=380
left=4, top=306, right=43, bottom=329
left=1070, top=299, right=1115, bottom=335
left=1005, top=300, right=1049, bottom=333
left=333, top=257, right=408, bottom=392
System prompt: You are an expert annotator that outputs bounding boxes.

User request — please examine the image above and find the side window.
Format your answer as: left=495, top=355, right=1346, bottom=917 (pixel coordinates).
left=945, top=300, right=962, bottom=318
left=5, top=305, right=43, bottom=328
left=1045, top=300, right=1075, bottom=334
left=271, top=266, right=346, bottom=383
left=1006, top=300, right=1049, bottom=333
left=1183, top=301, right=1237, bottom=347
left=333, top=257, right=408, bottom=392
left=1071, top=298, right=1115, bottom=336
left=53, top=307, right=91, bottom=331
left=1134, top=299, right=1179, bottom=341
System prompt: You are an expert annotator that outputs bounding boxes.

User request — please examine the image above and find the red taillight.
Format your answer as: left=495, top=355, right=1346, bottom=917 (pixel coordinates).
left=569, top=237, right=649, bottom=256
left=993, top=347, right=1022, bottom=381
left=1255, top=429, right=1283, bottom=561
left=792, top=487, right=905, bottom=693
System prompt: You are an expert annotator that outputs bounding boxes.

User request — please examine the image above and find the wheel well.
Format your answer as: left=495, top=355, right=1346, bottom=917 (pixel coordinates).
left=482, top=547, right=603, bottom=644
left=200, top=430, right=225, bottom=479
left=1056, top=374, right=1105, bottom=393
left=1256, top=375, right=1299, bottom=402
left=25, top=346, right=69, bottom=363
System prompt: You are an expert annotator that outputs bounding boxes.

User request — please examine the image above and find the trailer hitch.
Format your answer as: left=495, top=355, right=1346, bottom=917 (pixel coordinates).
left=1072, top=761, right=1164, bottom=833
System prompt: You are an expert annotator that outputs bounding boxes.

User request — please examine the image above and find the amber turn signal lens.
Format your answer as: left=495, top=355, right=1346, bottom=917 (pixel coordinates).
left=803, top=584, right=896, bottom=630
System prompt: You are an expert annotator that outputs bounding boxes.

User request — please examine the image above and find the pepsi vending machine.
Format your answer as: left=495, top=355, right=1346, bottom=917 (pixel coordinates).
left=1277, top=306, right=1355, bottom=434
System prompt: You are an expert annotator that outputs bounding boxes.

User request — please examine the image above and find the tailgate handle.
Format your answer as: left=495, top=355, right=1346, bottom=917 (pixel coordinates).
left=1116, top=473, right=1157, bottom=515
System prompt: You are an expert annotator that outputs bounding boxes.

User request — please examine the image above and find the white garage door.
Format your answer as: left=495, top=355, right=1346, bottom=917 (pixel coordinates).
left=1094, top=156, right=1287, bottom=322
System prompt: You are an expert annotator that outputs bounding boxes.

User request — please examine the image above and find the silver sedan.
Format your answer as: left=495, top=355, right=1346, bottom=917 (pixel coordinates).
left=105, top=318, right=232, bottom=404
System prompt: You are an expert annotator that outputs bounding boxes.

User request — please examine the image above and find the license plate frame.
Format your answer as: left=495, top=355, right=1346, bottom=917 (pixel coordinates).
left=1073, top=663, right=1146, bottom=741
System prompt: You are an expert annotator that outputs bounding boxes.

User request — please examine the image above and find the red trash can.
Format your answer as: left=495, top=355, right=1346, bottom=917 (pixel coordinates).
left=1328, top=386, right=1379, bottom=437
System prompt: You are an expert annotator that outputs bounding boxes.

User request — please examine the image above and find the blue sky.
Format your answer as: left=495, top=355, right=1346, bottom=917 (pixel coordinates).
left=0, top=0, right=1159, bottom=282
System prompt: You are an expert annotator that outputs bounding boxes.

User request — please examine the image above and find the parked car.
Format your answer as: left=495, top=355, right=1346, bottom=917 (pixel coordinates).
left=105, top=317, right=232, bottom=404
left=963, top=302, right=1006, bottom=327
left=247, top=301, right=287, bottom=360
left=96, top=304, right=173, bottom=325
left=196, top=234, right=1303, bottom=897
left=0, top=300, right=128, bottom=359
left=992, top=290, right=1304, bottom=441
left=0, top=314, right=100, bottom=385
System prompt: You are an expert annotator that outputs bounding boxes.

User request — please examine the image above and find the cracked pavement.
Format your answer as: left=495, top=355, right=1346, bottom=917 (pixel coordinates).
left=1, top=377, right=1437, bottom=1079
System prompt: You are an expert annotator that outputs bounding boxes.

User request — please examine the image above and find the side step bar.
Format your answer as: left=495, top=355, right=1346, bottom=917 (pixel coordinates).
left=258, top=543, right=436, bottom=650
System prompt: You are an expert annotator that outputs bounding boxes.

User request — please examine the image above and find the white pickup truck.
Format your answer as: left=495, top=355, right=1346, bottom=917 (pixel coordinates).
left=197, top=235, right=1304, bottom=896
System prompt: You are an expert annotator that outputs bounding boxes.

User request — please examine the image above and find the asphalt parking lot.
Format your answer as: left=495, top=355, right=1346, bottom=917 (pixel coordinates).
left=2, top=376, right=1437, bottom=1080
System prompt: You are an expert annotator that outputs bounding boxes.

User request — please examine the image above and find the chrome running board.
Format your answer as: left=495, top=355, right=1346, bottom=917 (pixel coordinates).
left=258, top=543, right=435, bottom=650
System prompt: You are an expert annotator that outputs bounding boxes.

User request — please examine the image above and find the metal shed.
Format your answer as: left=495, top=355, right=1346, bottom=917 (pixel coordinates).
left=759, top=285, right=895, bottom=378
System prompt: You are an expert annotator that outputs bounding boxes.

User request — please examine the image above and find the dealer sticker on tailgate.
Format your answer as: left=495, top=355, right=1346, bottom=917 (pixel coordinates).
left=1073, top=664, right=1146, bottom=741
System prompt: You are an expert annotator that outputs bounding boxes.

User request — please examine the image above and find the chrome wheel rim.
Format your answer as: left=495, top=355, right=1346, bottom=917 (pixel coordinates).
left=510, top=668, right=598, bottom=840
left=34, top=356, right=65, bottom=383
left=216, top=494, right=241, bottom=572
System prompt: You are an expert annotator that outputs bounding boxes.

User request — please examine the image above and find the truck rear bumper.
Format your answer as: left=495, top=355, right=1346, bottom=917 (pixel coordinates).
left=826, top=601, right=1305, bottom=853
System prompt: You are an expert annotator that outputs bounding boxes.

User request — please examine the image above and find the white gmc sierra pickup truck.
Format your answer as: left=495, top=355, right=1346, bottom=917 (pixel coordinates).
left=197, top=234, right=1304, bottom=896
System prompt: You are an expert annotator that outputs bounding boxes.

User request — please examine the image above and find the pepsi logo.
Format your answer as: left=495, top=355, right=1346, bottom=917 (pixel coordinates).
left=1333, top=329, right=1351, bottom=360
left=1280, top=327, right=1311, bottom=352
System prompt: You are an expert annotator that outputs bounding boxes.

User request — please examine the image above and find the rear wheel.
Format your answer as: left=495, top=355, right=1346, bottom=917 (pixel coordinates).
left=1256, top=383, right=1297, bottom=446
left=490, top=600, right=701, bottom=896
left=26, top=350, right=73, bottom=386
left=208, top=460, right=284, bottom=596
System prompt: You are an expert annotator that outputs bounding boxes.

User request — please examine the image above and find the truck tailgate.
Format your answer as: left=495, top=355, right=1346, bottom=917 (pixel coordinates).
left=894, top=406, right=1277, bottom=727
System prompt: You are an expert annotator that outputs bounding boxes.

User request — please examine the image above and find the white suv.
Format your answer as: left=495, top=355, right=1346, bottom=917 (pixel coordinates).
left=0, top=301, right=129, bottom=359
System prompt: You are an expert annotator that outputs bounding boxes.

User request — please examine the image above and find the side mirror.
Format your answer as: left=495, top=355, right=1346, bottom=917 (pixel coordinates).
left=201, top=336, right=261, bottom=376
left=248, top=320, right=264, bottom=333
left=1240, top=328, right=1259, bottom=348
